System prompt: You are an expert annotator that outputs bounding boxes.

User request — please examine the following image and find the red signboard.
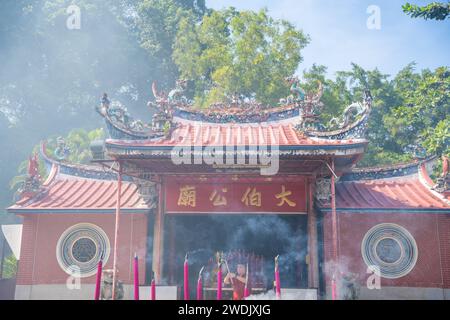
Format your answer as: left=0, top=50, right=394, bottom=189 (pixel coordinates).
left=164, top=178, right=307, bottom=214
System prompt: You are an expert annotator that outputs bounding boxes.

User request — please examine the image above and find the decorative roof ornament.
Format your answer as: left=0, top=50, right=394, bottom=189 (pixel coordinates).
left=297, top=80, right=324, bottom=130
left=282, top=76, right=306, bottom=104
left=168, top=79, right=189, bottom=104
left=328, top=102, right=366, bottom=129
left=96, top=93, right=165, bottom=140
left=16, top=153, right=43, bottom=200
left=432, top=155, right=449, bottom=194
left=149, top=79, right=191, bottom=110
left=27, top=153, right=39, bottom=177
left=363, top=88, right=373, bottom=106
left=147, top=82, right=180, bottom=137
left=149, top=81, right=169, bottom=109
left=328, top=89, right=372, bottom=131
left=54, top=136, right=71, bottom=161
left=306, top=88, right=372, bottom=140
left=101, top=93, right=110, bottom=108
left=409, top=143, right=428, bottom=160
left=107, top=101, right=148, bottom=132
left=97, top=80, right=372, bottom=141
left=279, top=77, right=323, bottom=104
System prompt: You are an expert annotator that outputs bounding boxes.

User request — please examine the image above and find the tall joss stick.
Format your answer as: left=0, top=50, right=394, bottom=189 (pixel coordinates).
left=243, top=263, right=250, bottom=298
left=197, top=266, right=204, bottom=301
left=224, top=259, right=234, bottom=285
left=150, top=271, right=156, bottom=300
left=94, top=252, right=103, bottom=300
left=112, top=162, right=122, bottom=300
left=331, top=158, right=339, bottom=300
left=133, top=253, right=139, bottom=300
left=217, top=257, right=223, bottom=300
left=331, top=274, right=337, bottom=300
left=274, top=255, right=281, bottom=300
left=184, top=254, right=189, bottom=300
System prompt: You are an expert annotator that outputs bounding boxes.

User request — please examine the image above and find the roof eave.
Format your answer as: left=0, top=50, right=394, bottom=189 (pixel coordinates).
left=318, top=207, right=450, bottom=214
left=6, top=208, right=151, bottom=215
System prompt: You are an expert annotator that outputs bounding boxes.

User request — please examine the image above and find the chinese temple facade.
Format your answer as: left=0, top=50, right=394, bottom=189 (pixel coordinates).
left=7, top=80, right=450, bottom=300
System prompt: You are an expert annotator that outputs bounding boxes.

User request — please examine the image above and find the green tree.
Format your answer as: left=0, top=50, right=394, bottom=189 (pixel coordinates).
left=2, top=255, right=18, bottom=279
left=173, top=8, right=309, bottom=107
left=302, top=63, right=412, bottom=167
left=402, top=2, right=450, bottom=20
left=385, top=66, right=450, bottom=157
left=302, top=64, right=356, bottom=129
left=0, top=0, right=149, bottom=222
left=323, top=64, right=449, bottom=165
left=9, top=128, right=105, bottom=193
left=0, top=0, right=203, bottom=222
left=130, top=0, right=207, bottom=88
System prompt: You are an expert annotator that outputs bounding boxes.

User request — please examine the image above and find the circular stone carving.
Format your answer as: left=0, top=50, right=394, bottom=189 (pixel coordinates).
left=56, top=223, right=110, bottom=277
left=361, top=223, right=417, bottom=279
left=71, top=237, right=97, bottom=263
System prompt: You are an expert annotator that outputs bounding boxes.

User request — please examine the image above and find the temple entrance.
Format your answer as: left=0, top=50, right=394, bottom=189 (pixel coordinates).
left=165, top=214, right=308, bottom=299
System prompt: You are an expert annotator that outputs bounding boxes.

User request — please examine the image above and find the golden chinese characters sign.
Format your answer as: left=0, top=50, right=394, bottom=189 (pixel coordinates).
left=165, top=178, right=307, bottom=214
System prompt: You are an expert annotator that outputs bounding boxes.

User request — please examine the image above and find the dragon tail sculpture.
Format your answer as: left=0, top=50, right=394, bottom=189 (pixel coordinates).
left=152, top=81, right=167, bottom=102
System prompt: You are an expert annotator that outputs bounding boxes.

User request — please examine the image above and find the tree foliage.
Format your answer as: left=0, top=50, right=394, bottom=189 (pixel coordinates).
left=9, top=128, right=104, bottom=192
left=0, top=0, right=204, bottom=220
left=1, top=255, right=18, bottom=279
left=402, top=2, right=450, bottom=20
left=302, top=63, right=449, bottom=166
left=129, top=0, right=207, bottom=87
left=173, top=8, right=309, bottom=107
left=386, top=66, right=449, bottom=156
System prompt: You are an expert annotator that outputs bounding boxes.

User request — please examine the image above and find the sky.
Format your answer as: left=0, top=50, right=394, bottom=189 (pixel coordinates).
left=207, top=0, right=450, bottom=77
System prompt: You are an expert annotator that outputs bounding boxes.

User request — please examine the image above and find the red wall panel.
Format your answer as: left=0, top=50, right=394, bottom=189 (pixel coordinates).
left=17, top=214, right=148, bottom=285
left=322, top=212, right=447, bottom=288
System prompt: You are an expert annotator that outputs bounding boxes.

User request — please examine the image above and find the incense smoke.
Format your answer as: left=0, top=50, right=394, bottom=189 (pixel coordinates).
left=165, top=214, right=309, bottom=289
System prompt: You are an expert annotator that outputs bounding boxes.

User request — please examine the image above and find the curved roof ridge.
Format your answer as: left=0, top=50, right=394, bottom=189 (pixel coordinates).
left=40, top=142, right=121, bottom=181
left=417, top=160, right=450, bottom=206
left=172, top=105, right=301, bottom=124
left=340, top=157, right=437, bottom=182
left=42, top=163, right=59, bottom=186
left=171, top=115, right=302, bottom=127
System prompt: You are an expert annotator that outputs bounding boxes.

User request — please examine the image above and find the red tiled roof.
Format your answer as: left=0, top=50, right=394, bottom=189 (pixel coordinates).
left=107, top=122, right=366, bottom=147
left=8, top=175, right=148, bottom=213
left=322, top=177, right=449, bottom=210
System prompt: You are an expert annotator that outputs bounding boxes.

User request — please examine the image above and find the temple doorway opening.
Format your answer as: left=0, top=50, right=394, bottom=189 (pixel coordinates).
left=165, top=214, right=308, bottom=298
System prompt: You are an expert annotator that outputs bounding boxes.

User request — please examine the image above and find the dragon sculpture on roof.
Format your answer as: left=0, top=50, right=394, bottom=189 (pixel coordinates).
left=97, top=77, right=372, bottom=140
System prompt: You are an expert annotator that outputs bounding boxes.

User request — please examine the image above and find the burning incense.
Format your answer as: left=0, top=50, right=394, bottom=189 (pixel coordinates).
left=331, top=273, right=337, bottom=300
left=223, top=259, right=234, bottom=285
left=94, top=252, right=103, bottom=300
left=274, top=255, right=281, bottom=300
left=133, top=253, right=139, bottom=300
left=197, top=266, right=204, bottom=300
left=184, top=253, right=190, bottom=300
left=150, top=271, right=156, bottom=300
left=217, top=256, right=223, bottom=300
left=243, top=263, right=250, bottom=298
